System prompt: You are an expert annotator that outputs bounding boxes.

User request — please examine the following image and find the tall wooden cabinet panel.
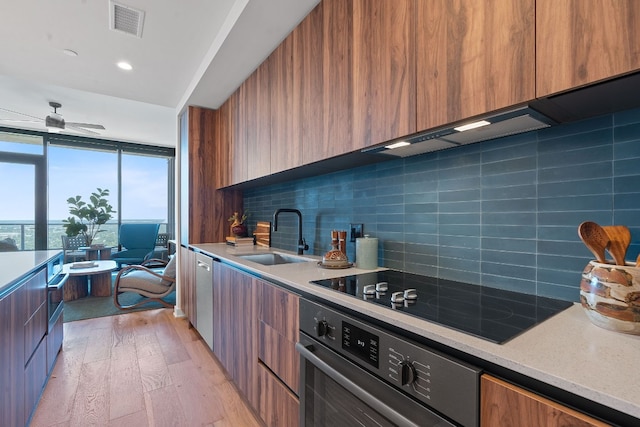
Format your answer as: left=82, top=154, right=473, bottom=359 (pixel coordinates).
left=321, top=0, right=354, bottom=158
left=270, top=35, right=301, bottom=174
left=294, top=4, right=325, bottom=166
left=416, top=0, right=535, bottom=131
left=245, top=62, right=272, bottom=181
left=352, top=0, right=416, bottom=147
left=213, top=262, right=259, bottom=408
left=231, top=84, right=248, bottom=185
left=179, top=245, right=197, bottom=326
left=0, top=285, right=26, bottom=427
left=178, top=105, right=242, bottom=245
left=481, top=375, right=608, bottom=427
left=536, top=0, right=640, bottom=97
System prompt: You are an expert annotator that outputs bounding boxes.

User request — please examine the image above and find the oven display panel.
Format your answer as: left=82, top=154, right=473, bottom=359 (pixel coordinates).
left=342, top=322, right=379, bottom=368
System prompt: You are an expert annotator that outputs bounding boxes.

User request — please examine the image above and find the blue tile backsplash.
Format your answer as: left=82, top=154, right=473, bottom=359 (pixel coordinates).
left=244, top=108, right=640, bottom=302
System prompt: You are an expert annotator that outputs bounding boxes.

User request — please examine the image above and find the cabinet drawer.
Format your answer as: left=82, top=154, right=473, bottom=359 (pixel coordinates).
left=24, top=338, right=47, bottom=425
left=47, top=312, right=64, bottom=374
left=259, top=321, right=299, bottom=394
left=24, top=269, right=47, bottom=317
left=257, top=362, right=299, bottom=427
left=24, top=302, right=47, bottom=363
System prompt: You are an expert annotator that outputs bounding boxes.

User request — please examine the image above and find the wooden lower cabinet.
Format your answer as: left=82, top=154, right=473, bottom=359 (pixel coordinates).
left=213, top=262, right=259, bottom=408
left=481, top=375, right=609, bottom=427
left=179, top=246, right=197, bottom=326
left=257, top=362, right=299, bottom=427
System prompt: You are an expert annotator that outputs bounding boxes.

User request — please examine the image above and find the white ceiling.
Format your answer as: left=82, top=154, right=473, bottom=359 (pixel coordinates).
left=0, top=0, right=319, bottom=147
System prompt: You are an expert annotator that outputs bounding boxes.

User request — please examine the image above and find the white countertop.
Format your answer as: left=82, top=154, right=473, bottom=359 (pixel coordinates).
left=191, top=243, right=640, bottom=421
left=0, top=250, right=62, bottom=295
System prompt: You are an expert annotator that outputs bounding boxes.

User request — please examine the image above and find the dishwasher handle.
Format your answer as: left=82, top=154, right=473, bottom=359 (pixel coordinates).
left=196, top=260, right=211, bottom=271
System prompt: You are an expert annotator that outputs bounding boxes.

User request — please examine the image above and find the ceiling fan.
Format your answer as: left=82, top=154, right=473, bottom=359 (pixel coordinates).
left=0, top=101, right=105, bottom=135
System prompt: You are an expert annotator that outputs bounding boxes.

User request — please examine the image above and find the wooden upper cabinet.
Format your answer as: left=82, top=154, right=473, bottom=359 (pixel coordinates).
left=270, top=35, right=300, bottom=174
left=536, top=0, right=640, bottom=97
left=294, top=5, right=325, bottom=166
left=416, top=0, right=535, bottom=131
left=246, top=62, right=272, bottom=181
left=352, top=0, right=416, bottom=147
left=232, top=83, right=248, bottom=185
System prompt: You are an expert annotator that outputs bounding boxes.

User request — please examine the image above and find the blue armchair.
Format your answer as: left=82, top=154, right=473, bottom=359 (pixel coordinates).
left=111, top=223, right=160, bottom=268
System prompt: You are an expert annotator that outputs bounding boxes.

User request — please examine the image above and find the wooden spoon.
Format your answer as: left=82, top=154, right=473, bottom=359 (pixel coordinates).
left=602, top=225, right=631, bottom=266
left=578, top=221, right=610, bottom=263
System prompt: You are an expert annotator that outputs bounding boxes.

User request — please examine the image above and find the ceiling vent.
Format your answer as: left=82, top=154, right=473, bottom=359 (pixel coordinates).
left=109, top=1, right=145, bottom=38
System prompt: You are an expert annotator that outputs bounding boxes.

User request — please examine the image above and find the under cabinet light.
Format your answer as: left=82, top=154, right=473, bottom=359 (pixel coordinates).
left=454, top=120, right=490, bottom=132
left=385, top=141, right=411, bottom=150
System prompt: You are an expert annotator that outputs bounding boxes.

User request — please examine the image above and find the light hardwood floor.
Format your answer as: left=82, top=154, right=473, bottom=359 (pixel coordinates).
left=31, top=309, right=263, bottom=427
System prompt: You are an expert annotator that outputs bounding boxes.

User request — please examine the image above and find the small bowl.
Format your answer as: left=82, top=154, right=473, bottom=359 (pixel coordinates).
left=580, top=260, right=640, bottom=334
left=322, top=248, right=349, bottom=267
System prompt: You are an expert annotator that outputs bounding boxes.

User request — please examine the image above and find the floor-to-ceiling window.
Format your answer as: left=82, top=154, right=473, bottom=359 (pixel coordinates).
left=0, top=130, right=46, bottom=250
left=0, top=127, right=174, bottom=251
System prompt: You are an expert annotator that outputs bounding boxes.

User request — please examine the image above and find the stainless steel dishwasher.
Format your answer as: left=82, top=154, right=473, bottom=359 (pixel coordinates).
left=195, top=252, right=214, bottom=350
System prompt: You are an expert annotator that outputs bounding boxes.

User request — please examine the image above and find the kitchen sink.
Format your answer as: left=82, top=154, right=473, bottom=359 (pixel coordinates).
left=236, top=252, right=315, bottom=266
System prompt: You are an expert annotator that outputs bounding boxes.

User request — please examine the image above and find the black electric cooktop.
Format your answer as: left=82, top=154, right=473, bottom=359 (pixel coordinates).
left=310, top=270, right=573, bottom=344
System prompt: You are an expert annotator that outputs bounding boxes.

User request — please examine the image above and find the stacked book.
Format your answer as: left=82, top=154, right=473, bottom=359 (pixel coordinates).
left=226, top=236, right=255, bottom=246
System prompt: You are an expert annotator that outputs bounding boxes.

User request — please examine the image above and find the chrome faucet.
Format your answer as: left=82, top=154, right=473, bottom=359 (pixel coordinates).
left=272, top=208, right=308, bottom=255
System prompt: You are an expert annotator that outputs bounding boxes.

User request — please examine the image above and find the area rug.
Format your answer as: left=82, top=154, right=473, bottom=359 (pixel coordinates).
left=63, top=273, right=176, bottom=323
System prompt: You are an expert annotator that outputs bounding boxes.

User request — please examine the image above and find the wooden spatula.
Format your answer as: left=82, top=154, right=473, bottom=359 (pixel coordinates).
left=602, top=225, right=631, bottom=266
left=578, top=221, right=610, bottom=263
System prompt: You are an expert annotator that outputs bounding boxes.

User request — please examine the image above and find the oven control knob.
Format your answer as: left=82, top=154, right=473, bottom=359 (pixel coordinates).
left=363, top=284, right=376, bottom=295
left=391, top=291, right=404, bottom=303
left=376, top=281, right=389, bottom=292
left=400, top=360, right=417, bottom=386
left=316, top=320, right=329, bottom=337
left=404, top=288, right=418, bottom=300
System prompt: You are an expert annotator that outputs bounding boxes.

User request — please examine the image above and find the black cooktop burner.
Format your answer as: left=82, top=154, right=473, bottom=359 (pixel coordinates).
left=310, top=270, right=573, bottom=344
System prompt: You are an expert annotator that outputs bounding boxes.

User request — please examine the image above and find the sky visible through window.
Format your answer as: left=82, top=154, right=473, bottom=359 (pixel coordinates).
left=0, top=146, right=168, bottom=222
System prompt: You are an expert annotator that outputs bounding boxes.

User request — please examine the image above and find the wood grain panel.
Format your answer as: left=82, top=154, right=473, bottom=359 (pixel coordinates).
left=186, top=106, right=242, bottom=244
left=179, top=246, right=196, bottom=326
left=258, top=280, right=299, bottom=395
left=481, top=375, right=608, bottom=427
left=293, top=4, right=325, bottom=165
left=352, top=0, right=416, bottom=147
left=257, top=362, right=299, bottom=427
left=229, top=89, right=248, bottom=185
left=245, top=61, right=272, bottom=180
left=270, top=35, right=300, bottom=174
left=322, top=0, right=354, bottom=158
left=0, top=287, right=26, bottom=427
left=416, top=0, right=535, bottom=131
left=536, top=0, right=640, bottom=97
left=213, top=263, right=259, bottom=408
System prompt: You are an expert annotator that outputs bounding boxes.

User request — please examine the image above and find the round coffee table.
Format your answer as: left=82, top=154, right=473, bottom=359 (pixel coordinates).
left=62, top=260, right=117, bottom=300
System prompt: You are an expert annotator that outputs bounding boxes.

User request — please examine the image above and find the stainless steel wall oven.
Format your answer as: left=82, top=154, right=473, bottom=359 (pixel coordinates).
left=298, top=299, right=481, bottom=427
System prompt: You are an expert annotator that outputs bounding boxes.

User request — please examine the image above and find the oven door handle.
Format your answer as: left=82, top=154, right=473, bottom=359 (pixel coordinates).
left=296, top=342, right=421, bottom=427
left=48, top=273, right=70, bottom=291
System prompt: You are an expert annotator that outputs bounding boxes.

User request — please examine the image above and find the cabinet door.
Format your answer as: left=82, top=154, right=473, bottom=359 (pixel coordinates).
left=258, top=280, right=300, bottom=394
left=352, top=0, right=416, bottom=148
left=416, top=0, right=535, bottom=131
left=179, top=246, right=197, bottom=326
left=0, top=285, right=26, bottom=427
left=536, top=0, right=640, bottom=97
left=245, top=61, right=272, bottom=181
left=481, top=375, right=608, bottom=427
left=213, top=263, right=259, bottom=407
left=270, top=35, right=301, bottom=174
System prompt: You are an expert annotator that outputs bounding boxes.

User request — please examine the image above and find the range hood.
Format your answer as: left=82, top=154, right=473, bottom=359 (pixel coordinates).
left=363, top=106, right=554, bottom=158
left=363, top=72, right=640, bottom=158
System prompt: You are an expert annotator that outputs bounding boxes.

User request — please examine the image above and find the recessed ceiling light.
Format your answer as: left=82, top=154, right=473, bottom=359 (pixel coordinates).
left=117, top=61, right=133, bottom=71
left=63, top=49, right=78, bottom=57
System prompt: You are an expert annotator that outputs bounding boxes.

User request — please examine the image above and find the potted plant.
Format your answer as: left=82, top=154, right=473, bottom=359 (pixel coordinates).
left=228, top=211, right=248, bottom=237
left=63, top=188, right=116, bottom=246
